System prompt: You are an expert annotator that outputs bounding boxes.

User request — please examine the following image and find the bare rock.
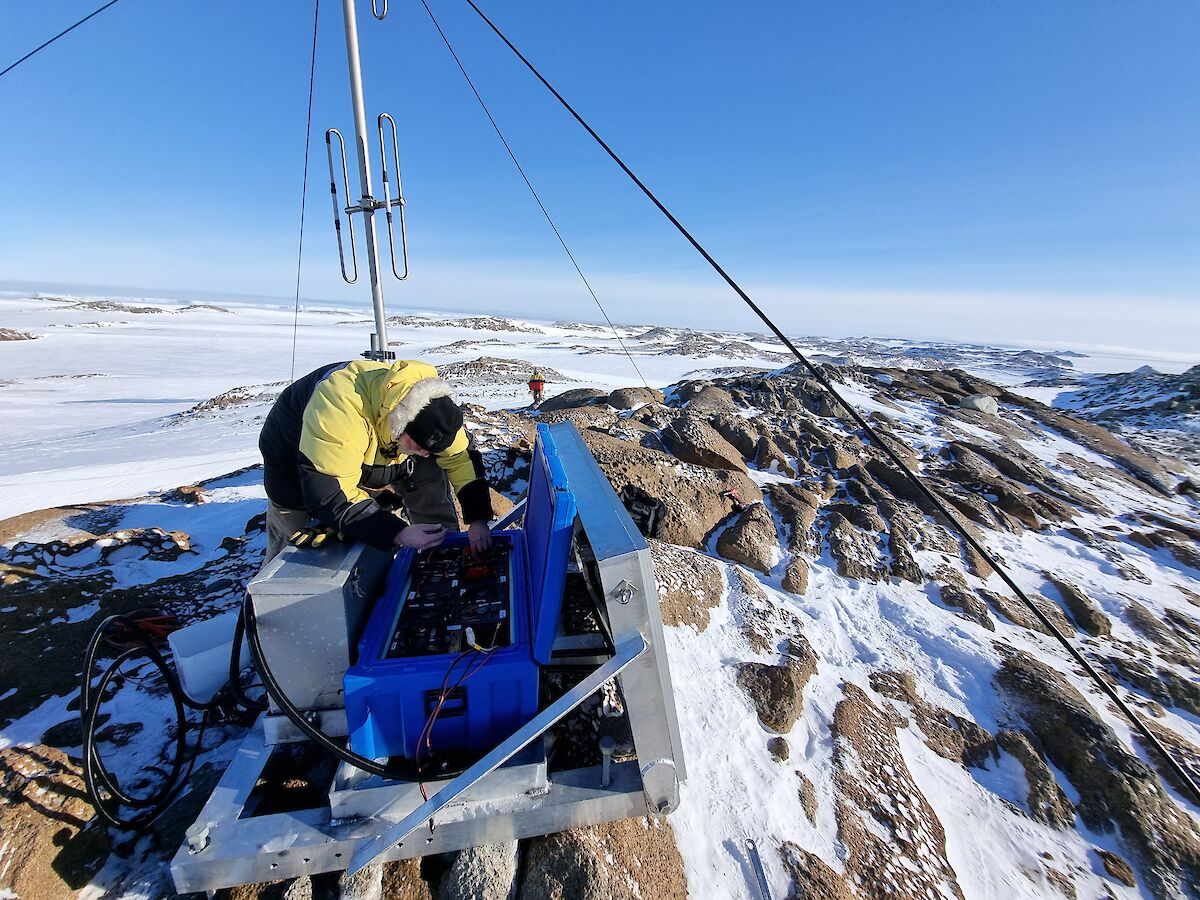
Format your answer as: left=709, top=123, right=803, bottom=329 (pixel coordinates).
left=996, top=651, right=1200, bottom=897
left=0, top=745, right=111, bottom=900
left=767, top=484, right=823, bottom=552
left=651, top=540, right=723, bottom=631
left=934, top=578, right=995, bottom=631
left=795, top=772, right=818, bottom=826
left=869, top=671, right=997, bottom=768
left=780, top=843, right=854, bottom=900
left=1043, top=573, right=1110, bottom=637
left=824, top=512, right=884, bottom=582
left=438, top=842, right=519, bottom=900
left=832, top=684, right=965, bottom=899
left=978, top=587, right=1073, bottom=636
left=661, top=413, right=747, bottom=473
left=768, top=736, right=791, bottom=762
left=381, top=859, right=434, bottom=900
left=673, top=381, right=736, bottom=411
left=607, top=386, right=664, bottom=410
left=996, top=730, right=1075, bottom=829
left=782, top=557, right=809, bottom=594
left=717, top=503, right=780, bottom=574
left=737, top=633, right=818, bottom=730
left=731, top=569, right=809, bottom=655
left=339, top=863, right=383, bottom=900
left=536, top=387, right=607, bottom=412
left=959, top=393, right=999, bottom=415
left=581, top=430, right=761, bottom=549
left=517, top=817, right=687, bottom=900
left=1096, top=849, right=1137, bottom=889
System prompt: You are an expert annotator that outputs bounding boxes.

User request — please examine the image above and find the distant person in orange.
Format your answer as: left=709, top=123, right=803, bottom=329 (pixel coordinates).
left=527, top=368, right=546, bottom=407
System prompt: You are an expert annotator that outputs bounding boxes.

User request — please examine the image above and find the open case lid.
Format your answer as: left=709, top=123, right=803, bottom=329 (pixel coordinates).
left=525, top=423, right=578, bottom=664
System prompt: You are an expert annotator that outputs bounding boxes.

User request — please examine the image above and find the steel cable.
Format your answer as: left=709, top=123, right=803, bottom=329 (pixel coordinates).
left=417, top=0, right=649, bottom=390
left=459, top=0, right=1200, bottom=804
left=0, top=0, right=123, bottom=82
left=290, top=0, right=322, bottom=380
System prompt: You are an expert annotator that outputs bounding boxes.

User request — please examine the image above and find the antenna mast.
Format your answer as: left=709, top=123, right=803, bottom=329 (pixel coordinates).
left=326, top=0, right=410, bottom=361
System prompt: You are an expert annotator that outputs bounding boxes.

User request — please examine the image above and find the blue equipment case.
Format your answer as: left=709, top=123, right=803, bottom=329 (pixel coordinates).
left=344, top=424, right=577, bottom=762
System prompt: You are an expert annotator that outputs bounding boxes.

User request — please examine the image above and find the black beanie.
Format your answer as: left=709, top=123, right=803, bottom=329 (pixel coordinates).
left=405, top=395, right=463, bottom=453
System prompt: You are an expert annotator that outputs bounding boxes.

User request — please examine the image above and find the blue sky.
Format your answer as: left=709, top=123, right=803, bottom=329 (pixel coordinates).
left=1, top=1, right=1197, bottom=357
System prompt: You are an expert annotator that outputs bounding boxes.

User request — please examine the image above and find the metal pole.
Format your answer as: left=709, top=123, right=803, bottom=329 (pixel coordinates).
left=340, top=0, right=390, bottom=358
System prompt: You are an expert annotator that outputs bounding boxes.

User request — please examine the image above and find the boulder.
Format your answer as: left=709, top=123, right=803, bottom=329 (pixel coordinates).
left=607, top=386, right=663, bottom=410
left=780, top=844, right=854, bottom=900
left=438, top=842, right=519, bottom=900
left=736, top=651, right=817, bottom=734
left=781, top=557, right=809, bottom=594
left=581, top=430, right=761, bottom=549
left=536, top=387, right=607, bottom=413
left=716, top=503, right=780, bottom=574
left=517, top=817, right=687, bottom=900
left=959, top=393, right=1000, bottom=416
left=660, top=413, right=747, bottom=473
left=766, top=484, right=822, bottom=552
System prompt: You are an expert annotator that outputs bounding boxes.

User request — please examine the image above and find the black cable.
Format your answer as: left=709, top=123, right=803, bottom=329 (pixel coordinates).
left=242, top=590, right=425, bottom=780
left=416, top=0, right=649, bottom=390
left=0, top=0, right=124, bottom=81
left=459, top=0, right=1200, bottom=804
left=229, top=603, right=268, bottom=713
left=80, top=614, right=213, bottom=829
left=290, top=0, right=321, bottom=381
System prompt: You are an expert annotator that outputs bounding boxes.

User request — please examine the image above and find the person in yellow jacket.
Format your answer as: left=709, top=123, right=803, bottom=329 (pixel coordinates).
left=258, top=360, right=493, bottom=562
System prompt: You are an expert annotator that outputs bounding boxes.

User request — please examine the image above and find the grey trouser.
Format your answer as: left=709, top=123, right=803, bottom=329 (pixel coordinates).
left=261, top=454, right=459, bottom=567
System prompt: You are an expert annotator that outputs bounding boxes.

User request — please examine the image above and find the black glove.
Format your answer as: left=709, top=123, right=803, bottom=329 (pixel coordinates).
left=289, top=526, right=343, bottom=548
left=375, top=489, right=403, bottom=511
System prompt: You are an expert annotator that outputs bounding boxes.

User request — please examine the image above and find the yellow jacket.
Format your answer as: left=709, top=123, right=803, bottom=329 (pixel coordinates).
left=260, top=360, right=491, bottom=547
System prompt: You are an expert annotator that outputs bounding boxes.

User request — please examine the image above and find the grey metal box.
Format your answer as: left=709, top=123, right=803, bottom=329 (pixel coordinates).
left=249, top=542, right=391, bottom=744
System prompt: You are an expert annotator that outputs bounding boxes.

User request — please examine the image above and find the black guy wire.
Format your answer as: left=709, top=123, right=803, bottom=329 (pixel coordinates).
left=290, top=0, right=322, bottom=381
left=460, top=0, right=1200, bottom=804
left=0, top=0, right=123, bottom=81
left=418, top=0, right=650, bottom=391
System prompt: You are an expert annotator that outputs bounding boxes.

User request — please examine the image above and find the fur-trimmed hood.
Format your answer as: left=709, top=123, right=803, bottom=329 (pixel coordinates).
left=384, top=374, right=455, bottom=440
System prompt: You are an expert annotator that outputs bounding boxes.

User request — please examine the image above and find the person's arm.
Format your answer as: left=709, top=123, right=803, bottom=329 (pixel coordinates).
left=298, top=383, right=405, bottom=549
left=435, top=429, right=494, bottom=551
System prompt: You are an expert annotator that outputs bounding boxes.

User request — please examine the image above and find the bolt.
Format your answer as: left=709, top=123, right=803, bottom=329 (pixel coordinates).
left=185, top=821, right=210, bottom=854
left=600, top=735, right=617, bottom=788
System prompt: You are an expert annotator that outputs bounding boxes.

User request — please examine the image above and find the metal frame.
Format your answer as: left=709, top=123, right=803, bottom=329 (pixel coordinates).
left=170, top=422, right=685, bottom=893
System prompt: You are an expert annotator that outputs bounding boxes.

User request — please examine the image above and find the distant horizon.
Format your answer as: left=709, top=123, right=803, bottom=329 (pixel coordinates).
left=4, top=278, right=1196, bottom=375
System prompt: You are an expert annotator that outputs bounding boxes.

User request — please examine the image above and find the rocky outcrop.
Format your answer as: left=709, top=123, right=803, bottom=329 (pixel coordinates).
left=767, top=484, right=823, bottom=553
left=581, top=430, right=761, bottom=548
left=736, top=642, right=818, bottom=734
left=995, top=730, right=1075, bottom=829
left=996, top=651, right=1200, bottom=897
left=959, top=393, right=999, bottom=415
left=824, top=512, right=884, bottom=581
left=660, top=413, right=747, bottom=473
left=517, top=817, right=687, bottom=900
left=651, top=540, right=724, bottom=631
left=869, top=671, right=997, bottom=768
left=832, top=685, right=964, bottom=899
left=0, top=745, right=111, bottom=900
left=716, top=503, right=779, bottom=574
left=782, top=557, right=810, bottom=594
left=780, top=843, right=855, bottom=900
left=1042, top=573, right=1109, bottom=637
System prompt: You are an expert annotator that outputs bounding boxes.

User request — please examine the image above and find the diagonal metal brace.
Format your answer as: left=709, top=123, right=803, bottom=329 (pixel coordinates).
left=348, top=633, right=648, bottom=874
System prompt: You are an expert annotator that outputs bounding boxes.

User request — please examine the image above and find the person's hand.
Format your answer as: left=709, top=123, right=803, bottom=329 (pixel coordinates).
left=374, top=488, right=402, bottom=511
left=395, top=523, right=446, bottom=550
left=468, top=520, right=492, bottom=554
